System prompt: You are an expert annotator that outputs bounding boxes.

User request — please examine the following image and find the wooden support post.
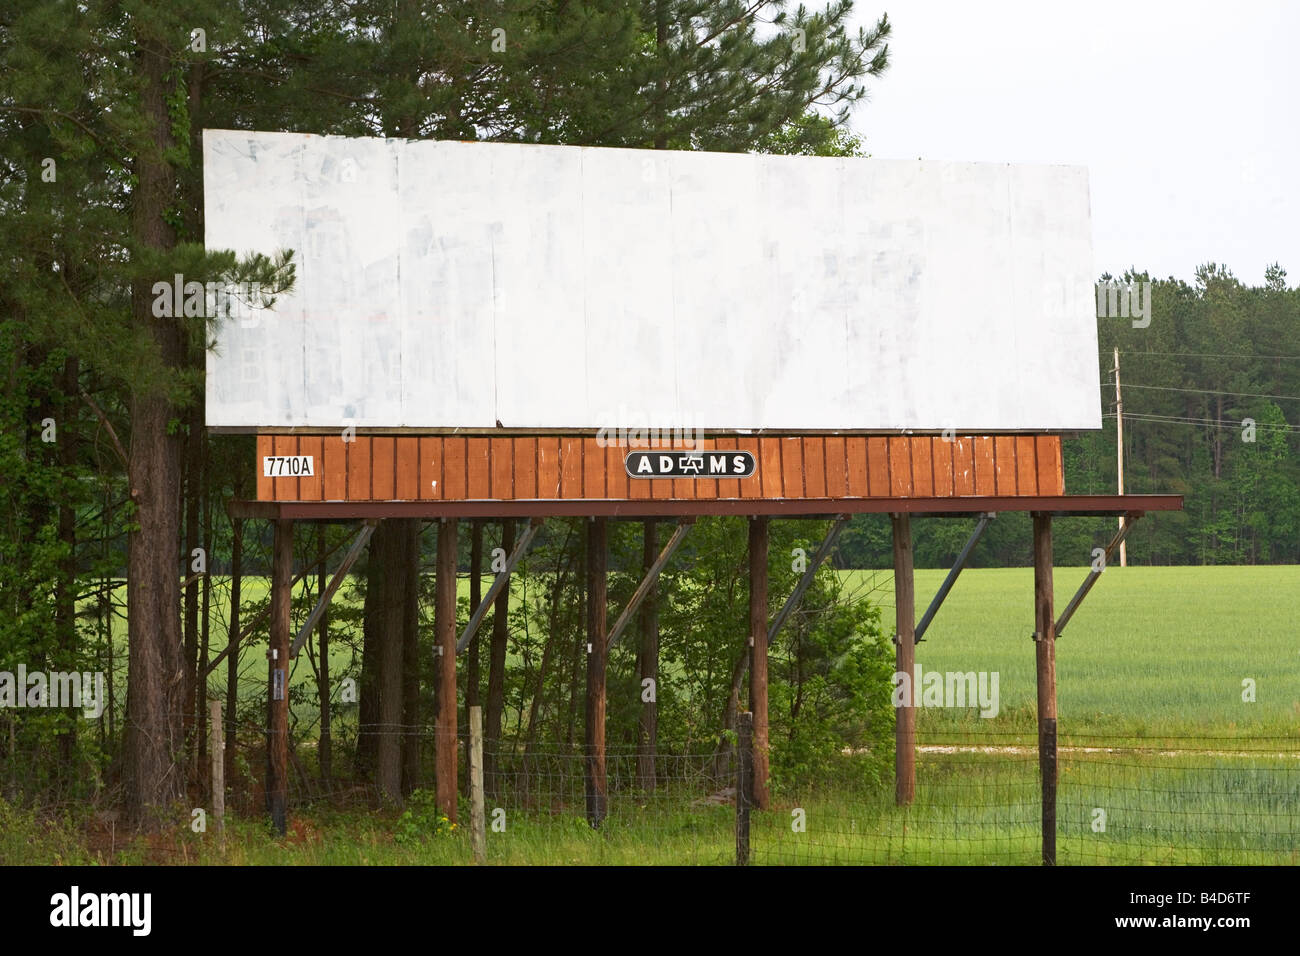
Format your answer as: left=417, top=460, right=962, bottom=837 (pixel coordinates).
left=469, top=705, right=486, bottom=864
left=736, top=711, right=753, bottom=866
left=892, top=513, right=916, bottom=806
left=435, top=519, right=459, bottom=823
left=585, top=518, right=608, bottom=828
left=637, top=519, right=659, bottom=793
left=748, top=517, right=770, bottom=810
left=267, top=518, right=293, bottom=836
left=210, top=698, right=224, bottom=848
left=1033, top=513, right=1058, bottom=865
left=485, top=519, right=514, bottom=796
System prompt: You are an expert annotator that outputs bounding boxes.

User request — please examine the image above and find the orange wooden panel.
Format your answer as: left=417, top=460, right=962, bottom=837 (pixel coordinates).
left=297, top=436, right=323, bottom=500
left=395, top=435, right=420, bottom=500
left=581, top=438, right=605, bottom=499
left=802, top=438, right=827, bottom=498
left=759, top=438, right=783, bottom=498
left=993, top=436, right=1016, bottom=495
left=824, top=436, right=847, bottom=498
left=931, top=437, right=954, bottom=497
left=866, top=437, right=889, bottom=496
left=972, top=437, right=996, bottom=495
left=347, top=437, right=373, bottom=500
left=737, top=437, right=762, bottom=498
left=371, top=437, right=395, bottom=500
left=256, top=435, right=274, bottom=500
left=713, top=436, right=740, bottom=499
left=491, top=438, right=514, bottom=499
left=952, top=437, right=975, bottom=496
left=888, top=437, right=912, bottom=497
left=560, top=437, right=583, bottom=498
left=420, top=436, right=442, bottom=500
left=538, top=438, right=561, bottom=498
left=440, top=437, right=465, bottom=499
left=780, top=438, right=804, bottom=499
left=845, top=437, right=869, bottom=497
left=652, top=442, right=674, bottom=498
left=322, top=436, right=347, bottom=500
left=604, top=441, right=627, bottom=499
left=272, top=434, right=299, bottom=501
left=1036, top=435, right=1064, bottom=495
left=466, top=438, right=491, bottom=498
left=515, top=437, right=538, bottom=499
left=1015, top=436, right=1038, bottom=496
left=911, top=437, right=934, bottom=497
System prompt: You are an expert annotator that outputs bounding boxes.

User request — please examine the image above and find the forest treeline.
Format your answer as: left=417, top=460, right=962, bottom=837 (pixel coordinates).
left=1, top=0, right=894, bottom=821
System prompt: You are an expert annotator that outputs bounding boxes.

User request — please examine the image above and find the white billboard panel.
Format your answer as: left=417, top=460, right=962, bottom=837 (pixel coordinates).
left=203, top=129, right=1101, bottom=432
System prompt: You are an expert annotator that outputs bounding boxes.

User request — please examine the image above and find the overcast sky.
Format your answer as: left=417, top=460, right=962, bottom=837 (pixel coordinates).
left=848, top=0, right=1299, bottom=285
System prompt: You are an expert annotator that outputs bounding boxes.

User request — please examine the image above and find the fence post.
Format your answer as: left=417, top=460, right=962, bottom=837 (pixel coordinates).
left=469, top=705, right=486, bottom=864
left=1033, top=513, right=1058, bottom=865
left=210, top=698, right=224, bottom=848
left=736, top=711, right=753, bottom=866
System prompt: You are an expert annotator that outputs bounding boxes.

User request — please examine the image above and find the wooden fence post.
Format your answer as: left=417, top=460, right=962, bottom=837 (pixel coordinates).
left=748, top=518, right=770, bottom=809
left=736, top=710, right=753, bottom=866
left=892, top=513, right=916, bottom=806
left=1033, top=513, right=1058, bottom=865
left=585, top=518, right=608, bottom=828
left=469, top=705, right=486, bottom=864
left=267, top=518, right=293, bottom=837
left=210, top=698, right=224, bottom=848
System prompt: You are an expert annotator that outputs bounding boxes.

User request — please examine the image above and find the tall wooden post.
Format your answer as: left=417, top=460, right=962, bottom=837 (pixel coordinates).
left=585, top=517, right=608, bottom=827
left=892, top=513, right=916, bottom=806
left=267, top=518, right=293, bottom=836
left=469, top=705, right=486, bottom=864
left=735, top=710, right=753, bottom=866
left=748, top=517, right=770, bottom=810
left=1033, top=513, right=1058, bottom=865
left=435, top=519, right=459, bottom=823
left=637, top=519, right=659, bottom=792
left=485, top=519, right=514, bottom=795
left=210, top=699, right=224, bottom=848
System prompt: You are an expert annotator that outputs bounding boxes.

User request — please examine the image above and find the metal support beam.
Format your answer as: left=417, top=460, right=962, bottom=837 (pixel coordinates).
left=606, top=519, right=694, bottom=650
left=1054, top=514, right=1141, bottom=638
left=456, top=518, right=543, bottom=654
left=766, top=516, right=849, bottom=644
left=290, top=519, right=378, bottom=658
left=914, top=513, right=994, bottom=643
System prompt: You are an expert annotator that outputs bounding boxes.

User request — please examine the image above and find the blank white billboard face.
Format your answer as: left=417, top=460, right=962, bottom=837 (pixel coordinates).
left=203, top=129, right=1101, bottom=432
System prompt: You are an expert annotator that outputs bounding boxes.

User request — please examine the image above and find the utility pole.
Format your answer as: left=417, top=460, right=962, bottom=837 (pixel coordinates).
left=1113, top=347, right=1127, bottom=567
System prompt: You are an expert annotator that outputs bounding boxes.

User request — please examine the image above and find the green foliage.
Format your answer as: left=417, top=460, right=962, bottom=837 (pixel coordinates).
left=393, top=789, right=458, bottom=845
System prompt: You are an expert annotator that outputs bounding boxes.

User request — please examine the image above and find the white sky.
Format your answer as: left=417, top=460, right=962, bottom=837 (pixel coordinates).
left=847, top=0, right=1299, bottom=284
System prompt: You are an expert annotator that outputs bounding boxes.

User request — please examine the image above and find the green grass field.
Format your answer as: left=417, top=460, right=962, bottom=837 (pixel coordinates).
left=56, top=564, right=1297, bottom=865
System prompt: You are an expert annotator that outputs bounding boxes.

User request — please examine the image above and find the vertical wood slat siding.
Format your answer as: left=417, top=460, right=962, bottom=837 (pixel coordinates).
left=256, top=434, right=1065, bottom=502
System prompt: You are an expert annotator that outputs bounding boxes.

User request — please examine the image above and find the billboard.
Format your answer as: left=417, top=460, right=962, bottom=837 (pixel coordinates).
left=203, top=129, right=1101, bottom=433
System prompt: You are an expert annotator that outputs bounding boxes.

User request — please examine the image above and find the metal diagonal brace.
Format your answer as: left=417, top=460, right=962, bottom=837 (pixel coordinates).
left=1054, top=513, right=1142, bottom=638
left=290, top=519, right=379, bottom=658
left=914, top=513, right=995, bottom=643
left=767, top=516, right=849, bottom=644
left=606, top=519, right=694, bottom=650
left=457, top=518, right=544, bottom=654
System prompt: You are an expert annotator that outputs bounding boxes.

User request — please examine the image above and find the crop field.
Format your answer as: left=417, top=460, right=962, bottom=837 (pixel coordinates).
left=48, top=564, right=1296, bottom=866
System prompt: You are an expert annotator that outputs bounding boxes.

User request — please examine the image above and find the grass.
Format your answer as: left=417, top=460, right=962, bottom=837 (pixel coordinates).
left=49, top=564, right=1298, bottom=865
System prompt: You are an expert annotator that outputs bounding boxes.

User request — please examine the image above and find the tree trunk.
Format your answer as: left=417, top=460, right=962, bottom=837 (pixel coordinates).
left=636, top=520, right=658, bottom=791
left=485, top=519, right=514, bottom=794
left=400, top=519, right=421, bottom=794
left=225, top=517, right=243, bottom=787
left=123, top=33, right=185, bottom=827
left=376, top=521, right=406, bottom=803
left=316, top=525, right=332, bottom=785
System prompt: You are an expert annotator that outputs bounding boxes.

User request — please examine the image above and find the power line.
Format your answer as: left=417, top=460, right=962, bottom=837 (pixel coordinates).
left=1097, top=383, right=1300, bottom=402
left=1099, top=350, right=1300, bottom=361
left=1101, top=412, right=1300, bottom=432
